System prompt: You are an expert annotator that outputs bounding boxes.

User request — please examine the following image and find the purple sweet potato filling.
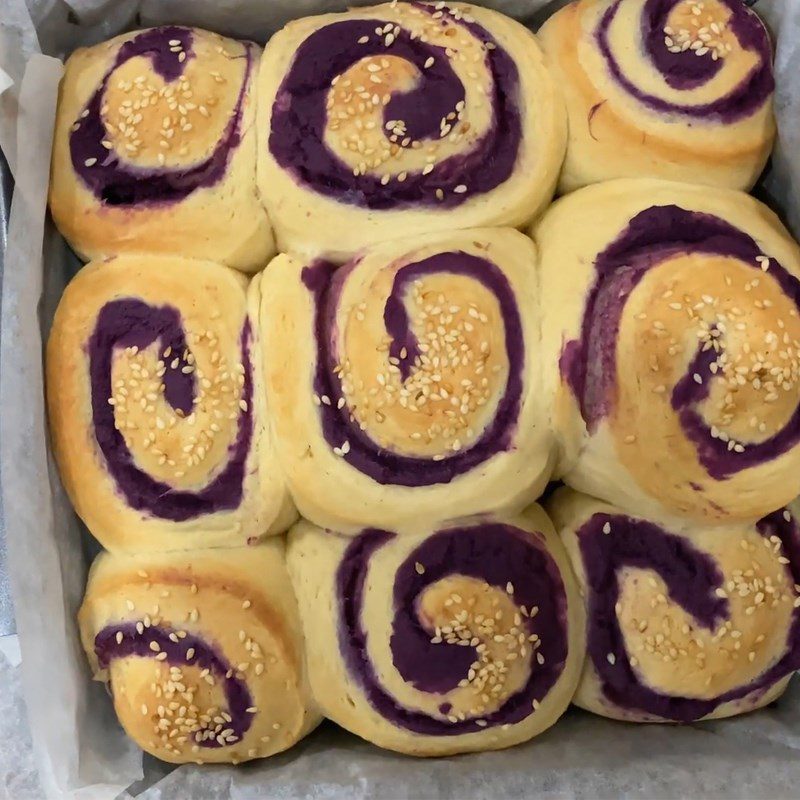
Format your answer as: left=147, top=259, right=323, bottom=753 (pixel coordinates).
left=560, top=205, right=800, bottom=479
left=89, top=299, right=253, bottom=521
left=578, top=510, right=800, bottom=721
left=268, top=4, right=521, bottom=208
left=70, top=27, right=253, bottom=206
left=301, top=252, right=524, bottom=486
left=95, top=621, right=253, bottom=746
left=335, top=524, right=569, bottom=734
left=596, top=0, right=773, bottom=120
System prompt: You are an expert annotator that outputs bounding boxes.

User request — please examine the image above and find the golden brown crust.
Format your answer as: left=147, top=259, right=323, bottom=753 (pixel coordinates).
left=49, top=27, right=274, bottom=271
left=78, top=542, right=321, bottom=763
left=46, top=254, right=294, bottom=552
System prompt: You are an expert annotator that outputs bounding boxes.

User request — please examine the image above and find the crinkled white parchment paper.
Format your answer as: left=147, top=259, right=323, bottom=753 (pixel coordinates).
left=2, top=1, right=800, bottom=798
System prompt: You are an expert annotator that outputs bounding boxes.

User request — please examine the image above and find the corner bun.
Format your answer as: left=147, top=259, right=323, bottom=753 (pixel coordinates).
left=49, top=26, right=273, bottom=271
left=78, top=540, right=321, bottom=763
left=548, top=487, right=800, bottom=722
left=539, top=0, right=775, bottom=192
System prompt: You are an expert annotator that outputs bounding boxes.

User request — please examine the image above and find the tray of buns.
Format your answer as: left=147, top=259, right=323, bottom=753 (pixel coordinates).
left=3, top=0, right=800, bottom=796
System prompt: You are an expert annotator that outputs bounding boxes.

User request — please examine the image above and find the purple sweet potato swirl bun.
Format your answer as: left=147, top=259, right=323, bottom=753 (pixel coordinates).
left=257, top=2, right=566, bottom=258
left=550, top=488, right=800, bottom=723
left=260, top=229, right=554, bottom=531
left=286, top=508, right=585, bottom=756
left=49, top=26, right=273, bottom=270
left=46, top=255, right=292, bottom=553
left=536, top=180, right=800, bottom=524
left=538, top=0, right=775, bottom=190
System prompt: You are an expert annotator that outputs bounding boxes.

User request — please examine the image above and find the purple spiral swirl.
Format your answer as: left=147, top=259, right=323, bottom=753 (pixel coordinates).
left=89, top=299, right=253, bottom=521
left=560, top=205, right=800, bottom=480
left=302, top=252, right=525, bottom=487
left=596, top=0, right=773, bottom=121
left=95, top=622, right=254, bottom=747
left=268, top=3, right=521, bottom=209
left=578, top=510, right=800, bottom=721
left=336, top=523, right=570, bottom=734
left=70, top=27, right=252, bottom=206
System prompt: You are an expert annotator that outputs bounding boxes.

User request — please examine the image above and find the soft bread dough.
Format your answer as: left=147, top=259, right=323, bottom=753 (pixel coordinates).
left=286, top=505, right=585, bottom=755
left=256, top=1, right=566, bottom=261
left=46, top=254, right=295, bottom=552
left=534, top=178, right=800, bottom=525
left=548, top=487, right=800, bottom=722
left=49, top=26, right=274, bottom=271
left=78, top=541, right=321, bottom=763
left=255, top=227, right=554, bottom=532
left=538, top=0, right=775, bottom=192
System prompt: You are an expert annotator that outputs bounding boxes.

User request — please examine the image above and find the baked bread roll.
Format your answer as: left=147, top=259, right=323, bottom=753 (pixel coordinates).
left=46, top=255, right=294, bottom=552
left=538, top=0, right=775, bottom=192
left=286, top=506, right=584, bottom=755
left=49, top=26, right=273, bottom=272
left=78, top=540, right=320, bottom=763
left=257, top=228, right=554, bottom=531
left=535, top=179, right=800, bottom=524
left=257, top=1, right=566, bottom=260
left=548, top=487, right=800, bottom=722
